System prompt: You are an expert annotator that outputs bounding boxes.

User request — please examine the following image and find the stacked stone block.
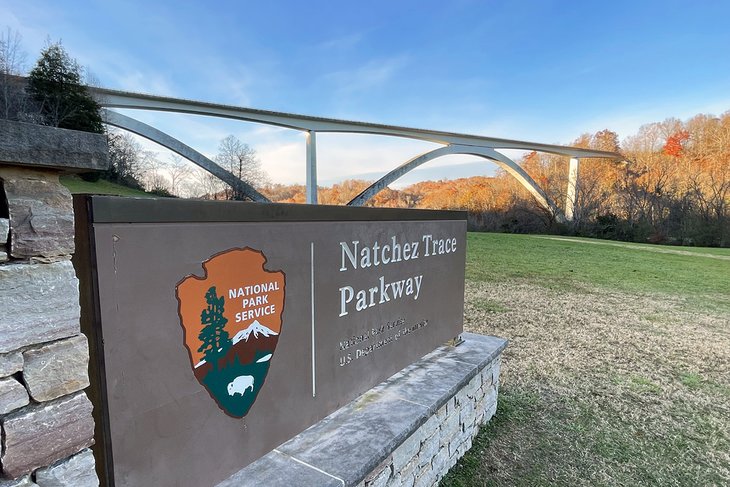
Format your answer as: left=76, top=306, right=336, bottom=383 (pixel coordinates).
left=356, top=356, right=501, bottom=487
left=0, top=121, right=107, bottom=486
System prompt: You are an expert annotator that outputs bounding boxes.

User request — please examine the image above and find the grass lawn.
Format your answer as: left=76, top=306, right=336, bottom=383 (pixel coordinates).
left=441, top=233, right=730, bottom=486
left=465, top=233, right=730, bottom=313
left=60, top=175, right=154, bottom=197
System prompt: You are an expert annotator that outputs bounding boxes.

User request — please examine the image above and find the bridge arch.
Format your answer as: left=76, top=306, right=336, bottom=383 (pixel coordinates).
left=101, top=109, right=270, bottom=202
left=347, top=144, right=564, bottom=221
left=81, top=84, right=625, bottom=213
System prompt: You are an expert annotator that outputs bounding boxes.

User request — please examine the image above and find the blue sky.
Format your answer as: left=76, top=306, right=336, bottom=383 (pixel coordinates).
left=3, top=0, right=730, bottom=185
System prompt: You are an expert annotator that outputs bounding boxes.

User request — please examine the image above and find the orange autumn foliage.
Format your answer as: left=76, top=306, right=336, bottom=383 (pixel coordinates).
left=257, top=111, right=729, bottom=246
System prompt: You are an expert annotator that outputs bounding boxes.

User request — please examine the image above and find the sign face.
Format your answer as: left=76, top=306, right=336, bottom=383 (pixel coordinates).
left=76, top=197, right=466, bottom=487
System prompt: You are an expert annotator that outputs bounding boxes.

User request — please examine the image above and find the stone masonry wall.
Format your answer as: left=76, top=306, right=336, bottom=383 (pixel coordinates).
left=358, top=355, right=501, bottom=487
left=0, top=165, right=98, bottom=486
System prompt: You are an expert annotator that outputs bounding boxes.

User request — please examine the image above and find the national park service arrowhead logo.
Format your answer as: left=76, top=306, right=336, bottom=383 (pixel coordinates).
left=175, top=248, right=285, bottom=418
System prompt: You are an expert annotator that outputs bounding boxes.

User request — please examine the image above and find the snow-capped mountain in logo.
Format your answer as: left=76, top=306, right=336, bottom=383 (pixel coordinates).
left=232, top=320, right=279, bottom=344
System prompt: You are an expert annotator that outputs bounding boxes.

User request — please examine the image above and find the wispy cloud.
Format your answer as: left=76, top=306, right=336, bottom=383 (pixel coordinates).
left=257, top=141, right=305, bottom=184
left=318, top=32, right=364, bottom=51
left=112, top=70, right=176, bottom=96
left=192, top=62, right=257, bottom=107
left=323, top=55, right=409, bottom=97
left=313, top=133, right=438, bottom=183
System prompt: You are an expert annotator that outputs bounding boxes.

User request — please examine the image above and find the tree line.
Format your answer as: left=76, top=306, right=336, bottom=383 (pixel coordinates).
left=260, top=117, right=729, bottom=247
left=105, top=130, right=267, bottom=198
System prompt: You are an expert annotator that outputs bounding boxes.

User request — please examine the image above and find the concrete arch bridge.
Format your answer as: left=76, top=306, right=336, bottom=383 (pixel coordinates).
left=89, top=87, right=623, bottom=222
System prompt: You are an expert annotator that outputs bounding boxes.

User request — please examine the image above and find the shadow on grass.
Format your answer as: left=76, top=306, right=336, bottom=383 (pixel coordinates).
left=439, top=385, right=730, bottom=486
left=439, top=389, right=541, bottom=487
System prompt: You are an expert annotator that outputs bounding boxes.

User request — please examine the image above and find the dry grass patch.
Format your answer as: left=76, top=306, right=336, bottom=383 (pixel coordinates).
left=441, top=279, right=730, bottom=486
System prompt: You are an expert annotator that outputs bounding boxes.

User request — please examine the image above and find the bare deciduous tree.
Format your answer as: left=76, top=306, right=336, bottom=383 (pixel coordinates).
left=0, top=28, right=34, bottom=121
left=165, top=154, right=193, bottom=197
left=191, top=167, right=227, bottom=199
left=214, top=135, right=267, bottom=200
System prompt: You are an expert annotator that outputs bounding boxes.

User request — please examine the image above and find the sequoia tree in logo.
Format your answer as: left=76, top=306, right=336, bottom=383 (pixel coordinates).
left=175, top=248, right=286, bottom=418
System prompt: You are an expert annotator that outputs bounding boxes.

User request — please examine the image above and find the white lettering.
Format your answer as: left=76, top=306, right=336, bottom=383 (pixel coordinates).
left=422, top=234, right=433, bottom=256
left=360, top=246, right=371, bottom=268
left=379, top=276, right=391, bottom=304
left=355, top=290, right=368, bottom=311
left=391, top=236, right=402, bottom=262
left=340, top=241, right=359, bottom=271
left=391, top=279, right=405, bottom=299
left=339, top=286, right=354, bottom=316
left=414, top=275, right=423, bottom=299
left=382, top=244, right=391, bottom=264
left=235, top=304, right=276, bottom=322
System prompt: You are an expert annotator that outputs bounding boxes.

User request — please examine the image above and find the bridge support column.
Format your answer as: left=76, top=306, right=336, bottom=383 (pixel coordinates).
left=306, top=130, right=318, bottom=204
left=565, top=157, right=580, bottom=221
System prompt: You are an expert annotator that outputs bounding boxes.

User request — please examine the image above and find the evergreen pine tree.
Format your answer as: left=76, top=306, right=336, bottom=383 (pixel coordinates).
left=26, top=42, right=103, bottom=133
left=198, top=286, right=232, bottom=367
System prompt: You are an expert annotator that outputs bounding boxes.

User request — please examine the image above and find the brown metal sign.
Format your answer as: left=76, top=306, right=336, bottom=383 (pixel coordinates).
left=75, top=196, right=466, bottom=487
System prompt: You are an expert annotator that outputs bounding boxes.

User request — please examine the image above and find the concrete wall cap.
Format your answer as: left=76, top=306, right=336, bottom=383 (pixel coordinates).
left=0, top=119, right=109, bottom=172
